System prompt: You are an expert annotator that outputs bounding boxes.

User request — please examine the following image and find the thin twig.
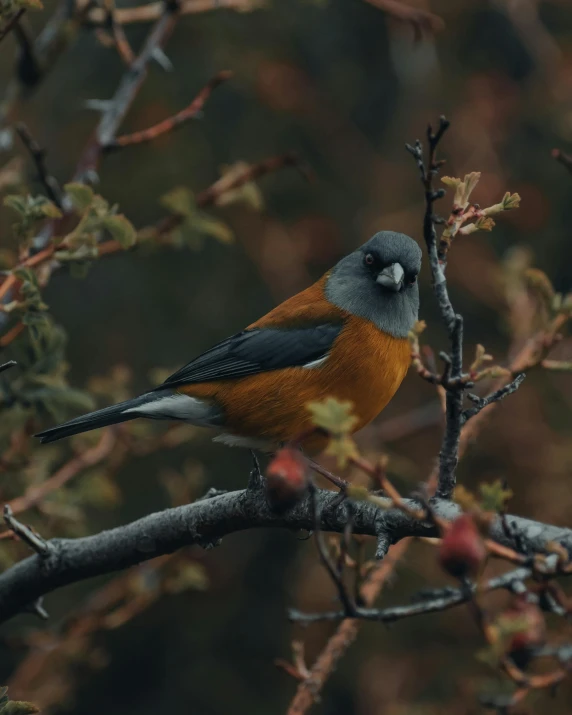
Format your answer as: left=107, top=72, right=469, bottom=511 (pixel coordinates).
left=462, top=373, right=526, bottom=425
left=3, top=429, right=117, bottom=518
left=309, top=485, right=356, bottom=616
left=104, top=70, right=233, bottom=150
left=103, top=0, right=136, bottom=66
left=3, top=504, right=51, bottom=557
left=286, top=540, right=411, bottom=715
left=0, top=8, right=25, bottom=45
left=15, top=122, right=63, bottom=207
left=75, top=2, right=181, bottom=181
left=289, top=566, right=533, bottom=625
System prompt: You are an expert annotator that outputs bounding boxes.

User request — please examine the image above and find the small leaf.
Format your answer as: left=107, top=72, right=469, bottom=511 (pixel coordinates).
left=190, top=213, right=234, bottom=244
left=441, top=172, right=481, bottom=209
left=102, top=214, right=137, bottom=248
left=501, top=192, right=521, bottom=210
left=325, top=434, right=359, bottom=468
left=523, top=268, right=555, bottom=311
left=0, top=688, right=38, bottom=715
left=3, top=194, right=28, bottom=217
left=306, top=397, right=358, bottom=435
left=64, top=182, right=94, bottom=211
left=479, top=480, right=513, bottom=513
left=160, top=186, right=196, bottom=217
left=1, top=701, right=39, bottom=715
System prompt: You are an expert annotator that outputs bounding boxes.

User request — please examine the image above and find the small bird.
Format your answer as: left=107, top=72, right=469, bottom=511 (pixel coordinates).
left=36, top=231, right=422, bottom=453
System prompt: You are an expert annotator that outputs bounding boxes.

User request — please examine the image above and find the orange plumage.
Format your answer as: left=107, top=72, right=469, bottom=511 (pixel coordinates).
left=179, top=274, right=410, bottom=452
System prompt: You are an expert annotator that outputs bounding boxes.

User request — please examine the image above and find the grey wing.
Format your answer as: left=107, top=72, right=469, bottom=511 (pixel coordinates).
left=158, top=323, right=344, bottom=389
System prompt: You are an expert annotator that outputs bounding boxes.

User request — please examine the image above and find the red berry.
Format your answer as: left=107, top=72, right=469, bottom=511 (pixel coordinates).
left=439, top=513, right=486, bottom=579
left=265, top=448, right=308, bottom=511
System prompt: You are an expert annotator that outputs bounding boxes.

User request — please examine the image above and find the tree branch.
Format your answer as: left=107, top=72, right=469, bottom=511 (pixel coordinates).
left=103, top=70, right=233, bottom=151
left=289, top=566, right=535, bottom=625
left=0, top=487, right=570, bottom=626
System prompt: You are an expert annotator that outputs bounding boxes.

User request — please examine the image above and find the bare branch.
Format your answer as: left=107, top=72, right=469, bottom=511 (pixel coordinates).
left=462, top=373, right=526, bottom=425
left=289, top=566, right=535, bottom=625
left=75, top=2, right=181, bottom=181
left=103, top=70, right=233, bottom=151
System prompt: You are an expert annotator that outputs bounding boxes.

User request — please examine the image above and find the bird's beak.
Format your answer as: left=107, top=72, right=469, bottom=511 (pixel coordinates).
left=376, top=263, right=405, bottom=291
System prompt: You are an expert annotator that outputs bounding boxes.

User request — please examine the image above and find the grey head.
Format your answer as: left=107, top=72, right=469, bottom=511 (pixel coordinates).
left=324, top=231, right=422, bottom=338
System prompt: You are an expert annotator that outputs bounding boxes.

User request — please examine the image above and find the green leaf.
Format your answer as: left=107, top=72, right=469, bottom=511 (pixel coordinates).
left=3, top=194, right=28, bottom=217
left=190, top=213, right=234, bottom=244
left=306, top=397, right=358, bottom=435
left=3, top=194, right=61, bottom=238
left=0, top=687, right=38, bottom=715
left=479, top=480, right=513, bottom=513
left=63, top=182, right=94, bottom=211
left=102, top=214, right=137, bottom=249
left=324, top=433, right=359, bottom=468
left=160, top=187, right=196, bottom=217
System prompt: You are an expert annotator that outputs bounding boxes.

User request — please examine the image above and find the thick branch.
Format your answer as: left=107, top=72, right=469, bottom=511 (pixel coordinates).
left=0, top=488, right=570, bottom=626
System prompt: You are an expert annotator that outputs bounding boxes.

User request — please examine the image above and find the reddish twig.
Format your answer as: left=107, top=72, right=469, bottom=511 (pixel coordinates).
left=105, top=70, right=233, bottom=150
left=2, top=429, right=117, bottom=520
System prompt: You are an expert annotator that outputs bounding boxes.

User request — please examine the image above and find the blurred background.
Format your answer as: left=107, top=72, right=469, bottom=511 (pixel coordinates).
left=0, top=0, right=572, bottom=712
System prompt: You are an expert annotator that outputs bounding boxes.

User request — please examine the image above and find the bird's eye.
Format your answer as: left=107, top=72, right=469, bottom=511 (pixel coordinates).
left=409, top=274, right=418, bottom=284
left=364, top=253, right=375, bottom=266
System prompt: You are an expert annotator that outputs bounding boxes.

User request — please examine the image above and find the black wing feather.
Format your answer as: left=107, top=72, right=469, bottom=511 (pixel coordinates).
left=159, top=323, right=343, bottom=389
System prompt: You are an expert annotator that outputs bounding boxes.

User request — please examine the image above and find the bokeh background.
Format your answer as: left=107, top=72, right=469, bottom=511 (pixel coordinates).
left=1, top=0, right=572, bottom=713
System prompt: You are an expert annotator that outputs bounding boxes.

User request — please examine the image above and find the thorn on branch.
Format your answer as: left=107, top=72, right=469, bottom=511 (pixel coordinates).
left=3, top=504, right=51, bottom=558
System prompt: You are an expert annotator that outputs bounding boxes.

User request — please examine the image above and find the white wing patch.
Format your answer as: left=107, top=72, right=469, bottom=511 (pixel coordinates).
left=123, top=393, right=218, bottom=426
left=213, top=433, right=274, bottom=451
left=302, top=355, right=328, bottom=369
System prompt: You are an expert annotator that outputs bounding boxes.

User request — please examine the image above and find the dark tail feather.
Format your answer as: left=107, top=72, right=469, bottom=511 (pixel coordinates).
left=35, top=395, right=151, bottom=444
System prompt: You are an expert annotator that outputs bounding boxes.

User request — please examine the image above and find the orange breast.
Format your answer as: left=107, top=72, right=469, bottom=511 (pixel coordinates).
left=179, top=286, right=410, bottom=453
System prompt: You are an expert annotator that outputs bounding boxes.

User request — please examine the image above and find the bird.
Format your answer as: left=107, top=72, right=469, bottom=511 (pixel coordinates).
left=36, top=231, right=422, bottom=454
